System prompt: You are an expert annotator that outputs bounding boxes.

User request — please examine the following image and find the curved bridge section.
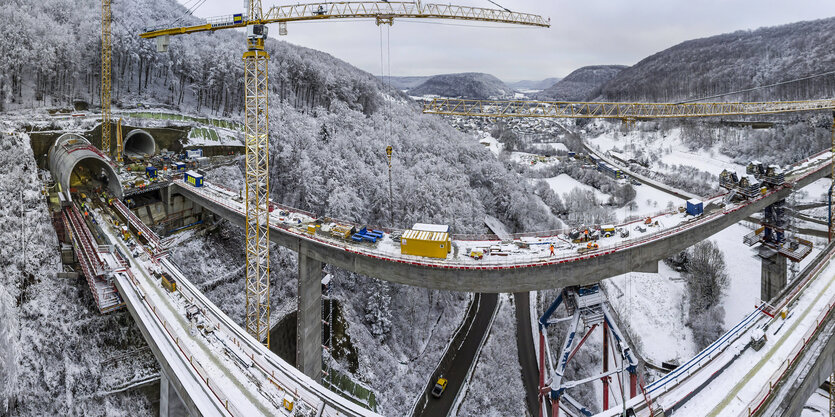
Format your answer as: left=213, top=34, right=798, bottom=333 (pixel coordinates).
left=48, top=133, right=123, bottom=200
left=171, top=151, right=832, bottom=293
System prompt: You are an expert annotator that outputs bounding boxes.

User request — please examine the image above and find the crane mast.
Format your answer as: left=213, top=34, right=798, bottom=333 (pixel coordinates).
left=243, top=20, right=272, bottom=347
left=101, top=0, right=112, bottom=156
left=141, top=1, right=549, bottom=353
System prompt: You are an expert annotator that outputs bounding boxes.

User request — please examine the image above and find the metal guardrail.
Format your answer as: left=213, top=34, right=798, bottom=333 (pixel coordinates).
left=180, top=178, right=783, bottom=270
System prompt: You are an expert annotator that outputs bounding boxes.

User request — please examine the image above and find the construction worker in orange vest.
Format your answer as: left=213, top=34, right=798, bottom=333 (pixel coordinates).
left=549, top=244, right=555, bottom=257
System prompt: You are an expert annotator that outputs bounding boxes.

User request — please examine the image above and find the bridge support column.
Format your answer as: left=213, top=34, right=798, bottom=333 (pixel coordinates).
left=297, top=250, right=323, bottom=382
left=160, top=371, right=189, bottom=417
left=761, top=251, right=787, bottom=302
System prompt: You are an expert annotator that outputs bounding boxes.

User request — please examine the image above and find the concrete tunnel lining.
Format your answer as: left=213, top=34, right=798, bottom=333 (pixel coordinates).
left=123, top=129, right=157, bottom=157
left=49, top=133, right=124, bottom=200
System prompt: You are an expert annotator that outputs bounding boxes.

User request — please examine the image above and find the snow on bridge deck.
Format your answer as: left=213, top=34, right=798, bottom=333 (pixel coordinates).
left=83, top=206, right=379, bottom=417
left=591, top=243, right=835, bottom=417
left=176, top=154, right=823, bottom=271
left=164, top=151, right=830, bottom=294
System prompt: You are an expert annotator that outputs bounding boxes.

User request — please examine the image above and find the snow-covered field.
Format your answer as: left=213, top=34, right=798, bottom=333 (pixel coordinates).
left=606, top=264, right=697, bottom=364
left=540, top=174, right=610, bottom=201
left=607, top=218, right=824, bottom=369
left=587, top=124, right=748, bottom=176
left=613, top=182, right=684, bottom=221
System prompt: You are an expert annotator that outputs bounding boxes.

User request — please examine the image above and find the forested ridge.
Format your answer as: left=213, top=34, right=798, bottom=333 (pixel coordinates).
left=536, top=65, right=626, bottom=101
left=597, top=17, right=835, bottom=102
left=407, top=72, right=513, bottom=99
left=0, top=0, right=381, bottom=116
left=0, top=0, right=560, bottom=234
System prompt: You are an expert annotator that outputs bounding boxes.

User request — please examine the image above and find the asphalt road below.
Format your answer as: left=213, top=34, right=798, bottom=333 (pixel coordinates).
left=515, top=292, right=541, bottom=417
left=413, top=292, right=499, bottom=417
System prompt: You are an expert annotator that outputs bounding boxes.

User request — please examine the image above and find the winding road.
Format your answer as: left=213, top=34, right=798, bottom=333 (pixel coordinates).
left=412, top=293, right=499, bottom=417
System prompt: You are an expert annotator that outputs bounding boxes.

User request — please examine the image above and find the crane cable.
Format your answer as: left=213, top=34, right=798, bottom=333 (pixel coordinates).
left=677, top=68, right=835, bottom=104
left=379, top=25, right=393, bottom=147
left=164, top=0, right=207, bottom=28
left=486, top=0, right=511, bottom=12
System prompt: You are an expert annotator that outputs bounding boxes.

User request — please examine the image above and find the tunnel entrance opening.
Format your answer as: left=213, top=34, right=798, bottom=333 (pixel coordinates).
left=124, top=130, right=156, bottom=159
left=70, top=157, right=121, bottom=198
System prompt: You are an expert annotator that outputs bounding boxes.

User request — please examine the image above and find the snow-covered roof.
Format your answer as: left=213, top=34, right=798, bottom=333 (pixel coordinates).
left=185, top=170, right=203, bottom=178
left=403, top=229, right=448, bottom=241
left=412, top=223, right=450, bottom=233
left=687, top=199, right=703, bottom=205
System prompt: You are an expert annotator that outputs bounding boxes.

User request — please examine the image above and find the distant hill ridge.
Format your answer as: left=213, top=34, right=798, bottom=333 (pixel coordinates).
left=536, top=65, right=627, bottom=101
left=378, top=76, right=431, bottom=90
left=507, top=77, right=562, bottom=90
left=408, top=72, right=513, bottom=99
left=597, top=17, right=835, bottom=102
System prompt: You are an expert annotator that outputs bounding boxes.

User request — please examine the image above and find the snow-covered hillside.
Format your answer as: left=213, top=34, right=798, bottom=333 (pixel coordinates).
left=0, top=133, right=157, bottom=416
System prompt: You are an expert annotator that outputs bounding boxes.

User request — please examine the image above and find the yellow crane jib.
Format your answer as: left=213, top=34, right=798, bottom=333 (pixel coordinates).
left=139, top=1, right=550, bottom=40
left=422, top=98, right=835, bottom=119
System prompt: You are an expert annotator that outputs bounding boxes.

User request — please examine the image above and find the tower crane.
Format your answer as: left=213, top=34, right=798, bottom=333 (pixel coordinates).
left=140, top=2, right=549, bottom=349
left=423, top=96, right=835, bottom=416
left=101, top=0, right=113, bottom=158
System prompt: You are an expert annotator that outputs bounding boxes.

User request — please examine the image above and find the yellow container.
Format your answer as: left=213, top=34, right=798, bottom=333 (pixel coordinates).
left=161, top=273, right=177, bottom=293
left=282, top=396, right=294, bottom=411
left=307, top=224, right=318, bottom=234
left=400, top=229, right=450, bottom=259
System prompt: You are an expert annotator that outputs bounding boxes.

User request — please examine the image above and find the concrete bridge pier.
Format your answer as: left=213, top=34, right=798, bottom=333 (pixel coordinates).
left=297, top=243, right=323, bottom=382
left=761, top=250, right=787, bottom=303
left=160, top=370, right=190, bottom=417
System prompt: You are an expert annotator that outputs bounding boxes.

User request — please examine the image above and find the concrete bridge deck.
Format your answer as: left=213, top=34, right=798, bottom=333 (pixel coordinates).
left=70, top=203, right=380, bottom=417
left=170, top=151, right=832, bottom=293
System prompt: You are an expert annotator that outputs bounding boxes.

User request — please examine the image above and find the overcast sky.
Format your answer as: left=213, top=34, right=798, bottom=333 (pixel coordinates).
left=177, top=0, right=835, bottom=82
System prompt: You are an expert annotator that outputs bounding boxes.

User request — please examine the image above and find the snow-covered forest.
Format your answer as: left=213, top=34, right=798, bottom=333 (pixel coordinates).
left=597, top=17, right=835, bottom=102
left=3, top=0, right=835, bottom=415
left=0, top=133, right=157, bottom=416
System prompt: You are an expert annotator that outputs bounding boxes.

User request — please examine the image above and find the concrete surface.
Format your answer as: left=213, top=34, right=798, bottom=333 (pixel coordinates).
left=759, top=313, right=835, bottom=416
left=172, top=178, right=822, bottom=293
left=48, top=133, right=123, bottom=200
left=515, top=292, right=541, bottom=417
left=296, top=248, right=323, bottom=382
left=123, top=128, right=157, bottom=157
left=761, top=252, right=788, bottom=303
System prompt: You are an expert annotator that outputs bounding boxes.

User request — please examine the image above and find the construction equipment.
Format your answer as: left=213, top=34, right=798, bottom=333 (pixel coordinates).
left=400, top=228, right=450, bottom=259
left=101, top=0, right=112, bottom=156
left=538, top=285, right=639, bottom=415
left=140, top=1, right=549, bottom=349
left=423, top=98, right=835, bottom=119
